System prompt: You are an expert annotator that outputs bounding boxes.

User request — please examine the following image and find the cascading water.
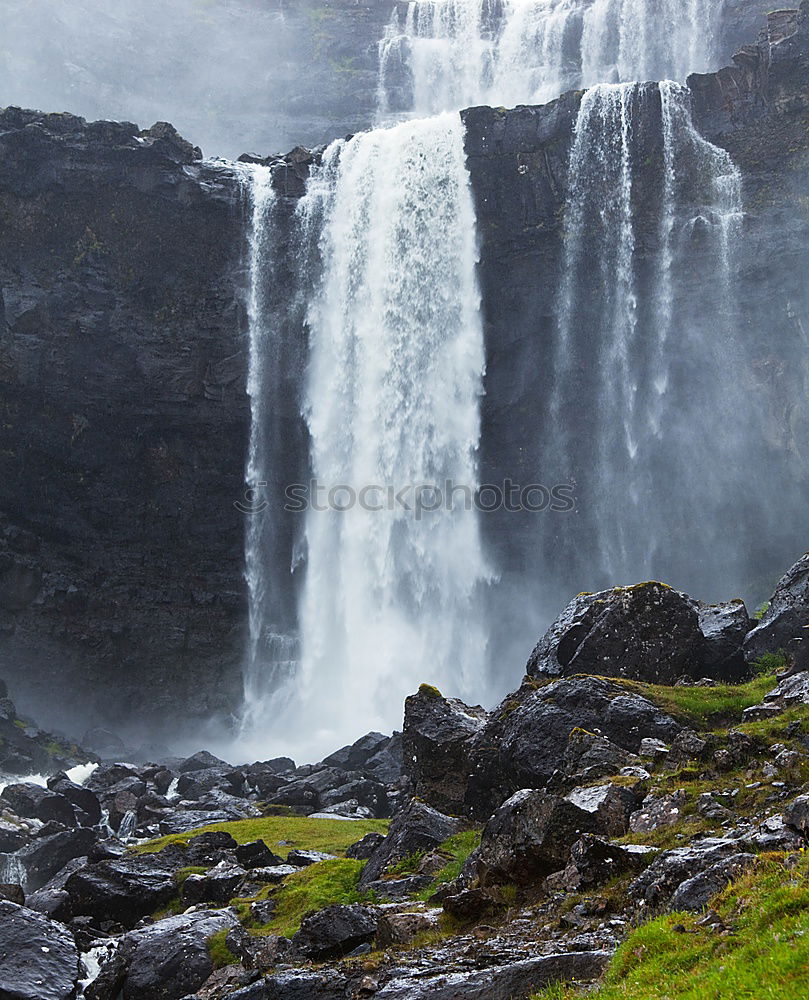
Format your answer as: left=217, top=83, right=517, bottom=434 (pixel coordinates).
left=277, top=113, right=492, bottom=758
left=236, top=0, right=753, bottom=758
left=378, top=0, right=721, bottom=118
left=237, top=163, right=304, bottom=744
left=548, top=81, right=747, bottom=591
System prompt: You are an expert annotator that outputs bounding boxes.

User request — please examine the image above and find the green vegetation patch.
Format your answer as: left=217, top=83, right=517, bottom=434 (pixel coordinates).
left=532, top=852, right=809, bottom=1000
left=255, top=858, right=369, bottom=939
left=416, top=830, right=482, bottom=899
left=207, top=928, right=240, bottom=969
left=612, top=673, right=778, bottom=728
left=132, top=815, right=389, bottom=858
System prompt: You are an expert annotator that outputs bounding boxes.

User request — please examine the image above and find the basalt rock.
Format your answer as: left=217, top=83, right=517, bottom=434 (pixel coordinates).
left=629, top=838, right=746, bottom=909
left=403, top=686, right=489, bottom=813
left=476, top=788, right=625, bottom=886
left=16, top=826, right=96, bottom=892
left=65, top=851, right=184, bottom=927
left=105, top=908, right=239, bottom=1000
left=526, top=584, right=706, bottom=684
left=465, top=676, right=681, bottom=820
left=744, top=552, right=809, bottom=662
left=0, top=901, right=80, bottom=1000
left=691, top=599, right=753, bottom=680
left=292, top=903, right=378, bottom=960
left=359, top=798, right=462, bottom=888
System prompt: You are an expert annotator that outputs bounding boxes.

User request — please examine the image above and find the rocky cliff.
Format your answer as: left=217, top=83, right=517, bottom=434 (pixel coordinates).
left=2, top=6, right=809, bottom=739
left=0, top=111, right=249, bottom=735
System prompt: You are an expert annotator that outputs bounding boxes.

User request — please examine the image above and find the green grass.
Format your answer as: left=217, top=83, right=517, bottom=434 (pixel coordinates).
left=532, top=853, right=809, bottom=1000
left=252, top=858, right=370, bottom=939
left=613, top=673, right=777, bottom=728
left=416, top=830, right=482, bottom=900
left=207, top=928, right=239, bottom=969
left=132, top=816, right=389, bottom=858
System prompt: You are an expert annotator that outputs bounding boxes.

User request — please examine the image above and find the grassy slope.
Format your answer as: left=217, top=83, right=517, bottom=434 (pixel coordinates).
left=534, top=853, right=809, bottom=1000
left=132, top=815, right=389, bottom=857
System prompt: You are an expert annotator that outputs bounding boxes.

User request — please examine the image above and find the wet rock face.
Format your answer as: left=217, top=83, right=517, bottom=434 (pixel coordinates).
left=403, top=687, right=489, bottom=813
left=0, top=900, right=80, bottom=1000
left=744, top=551, right=809, bottom=662
left=526, top=584, right=706, bottom=685
left=0, top=107, right=248, bottom=738
left=464, top=676, right=681, bottom=820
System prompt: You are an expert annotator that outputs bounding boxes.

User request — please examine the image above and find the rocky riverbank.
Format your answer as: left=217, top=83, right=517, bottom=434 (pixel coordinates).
left=0, top=550, right=808, bottom=998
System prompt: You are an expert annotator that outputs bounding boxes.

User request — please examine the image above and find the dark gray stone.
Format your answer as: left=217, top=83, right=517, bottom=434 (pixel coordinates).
left=292, top=903, right=378, bottom=960
left=0, top=900, right=80, bottom=1000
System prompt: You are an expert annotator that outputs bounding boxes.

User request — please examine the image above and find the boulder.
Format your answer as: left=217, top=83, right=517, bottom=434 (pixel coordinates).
left=292, top=903, right=378, bottom=959
left=559, top=728, right=642, bottom=786
left=65, top=852, right=182, bottom=926
left=476, top=788, right=619, bottom=886
left=0, top=883, right=24, bottom=904
left=691, top=600, right=752, bottom=680
left=322, top=732, right=390, bottom=772
left=177, top=750, right=231, bottom=773
left=784, top=794, right=809, bottom=835
left=47, top=777, right=102, bottom=826
left=744, top=553, right=809, bottom=662
left=563, top=783, right=639, bottom=837
left=742, top=671, right=809, bottom=722
left=226, top=926, right=293, bottom=970
left=629, top=838, right=744, bottom=909
left=320, top=777, right=388, bottom=817
left=363, top=732, right=404, bottom=784
left=628, top=790, right=687, bottom=833
left=0, top=901, right=80, bottom=1000
left=346, top=832, right=387, bottom=860
left=112, top=909, right=239, bottom=1000
left=465, top=676, right=681, bottom=819
left=157, top=809, right=242, bottom=834
left=376, top=907, right=443, bottom=947
left=16, top=827, right=96, bottom=892
left=403, top=686, right=488, bottom=813
left=287, top=850, right=337, bottom=867
left=0, top=819, right=28, bottom=853
left=260, top=968, right=349, bottom=1000
left=670, top=853, right=757, bottom=911
left=235, top=840, right=284, bottom=869
left=359, top=798, right=461, bottom=888
left=526, top=583, right=705, bottom=684
left=374, top=952, right=612, bottom=999
left=0, top=783, right=76, bottom=827
left=265, top=781, right=319, bottom=813
left=26, top=887, right=73, bottom=920
left=564, top=835, right=657, bottom=888
left=182, top=860, right=246, bottom=906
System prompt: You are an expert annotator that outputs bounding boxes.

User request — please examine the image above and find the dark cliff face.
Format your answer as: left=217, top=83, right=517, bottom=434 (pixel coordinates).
left=0, top=110, right=250, bottom=737
left=1, top=6, right=809, bottom=741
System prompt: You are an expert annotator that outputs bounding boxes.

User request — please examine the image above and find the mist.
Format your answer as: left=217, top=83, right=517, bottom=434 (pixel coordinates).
left=0, top=0, right=382, bottom=159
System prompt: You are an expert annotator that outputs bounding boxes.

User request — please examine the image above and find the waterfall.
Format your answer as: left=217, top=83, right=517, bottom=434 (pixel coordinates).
left=282, top=113, right=491, bottom=758
left=549, top=81, right=746, bottom=590
left=378, top=0, right=722, bottom=118
left=237, top=163, right=304, bottom=742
